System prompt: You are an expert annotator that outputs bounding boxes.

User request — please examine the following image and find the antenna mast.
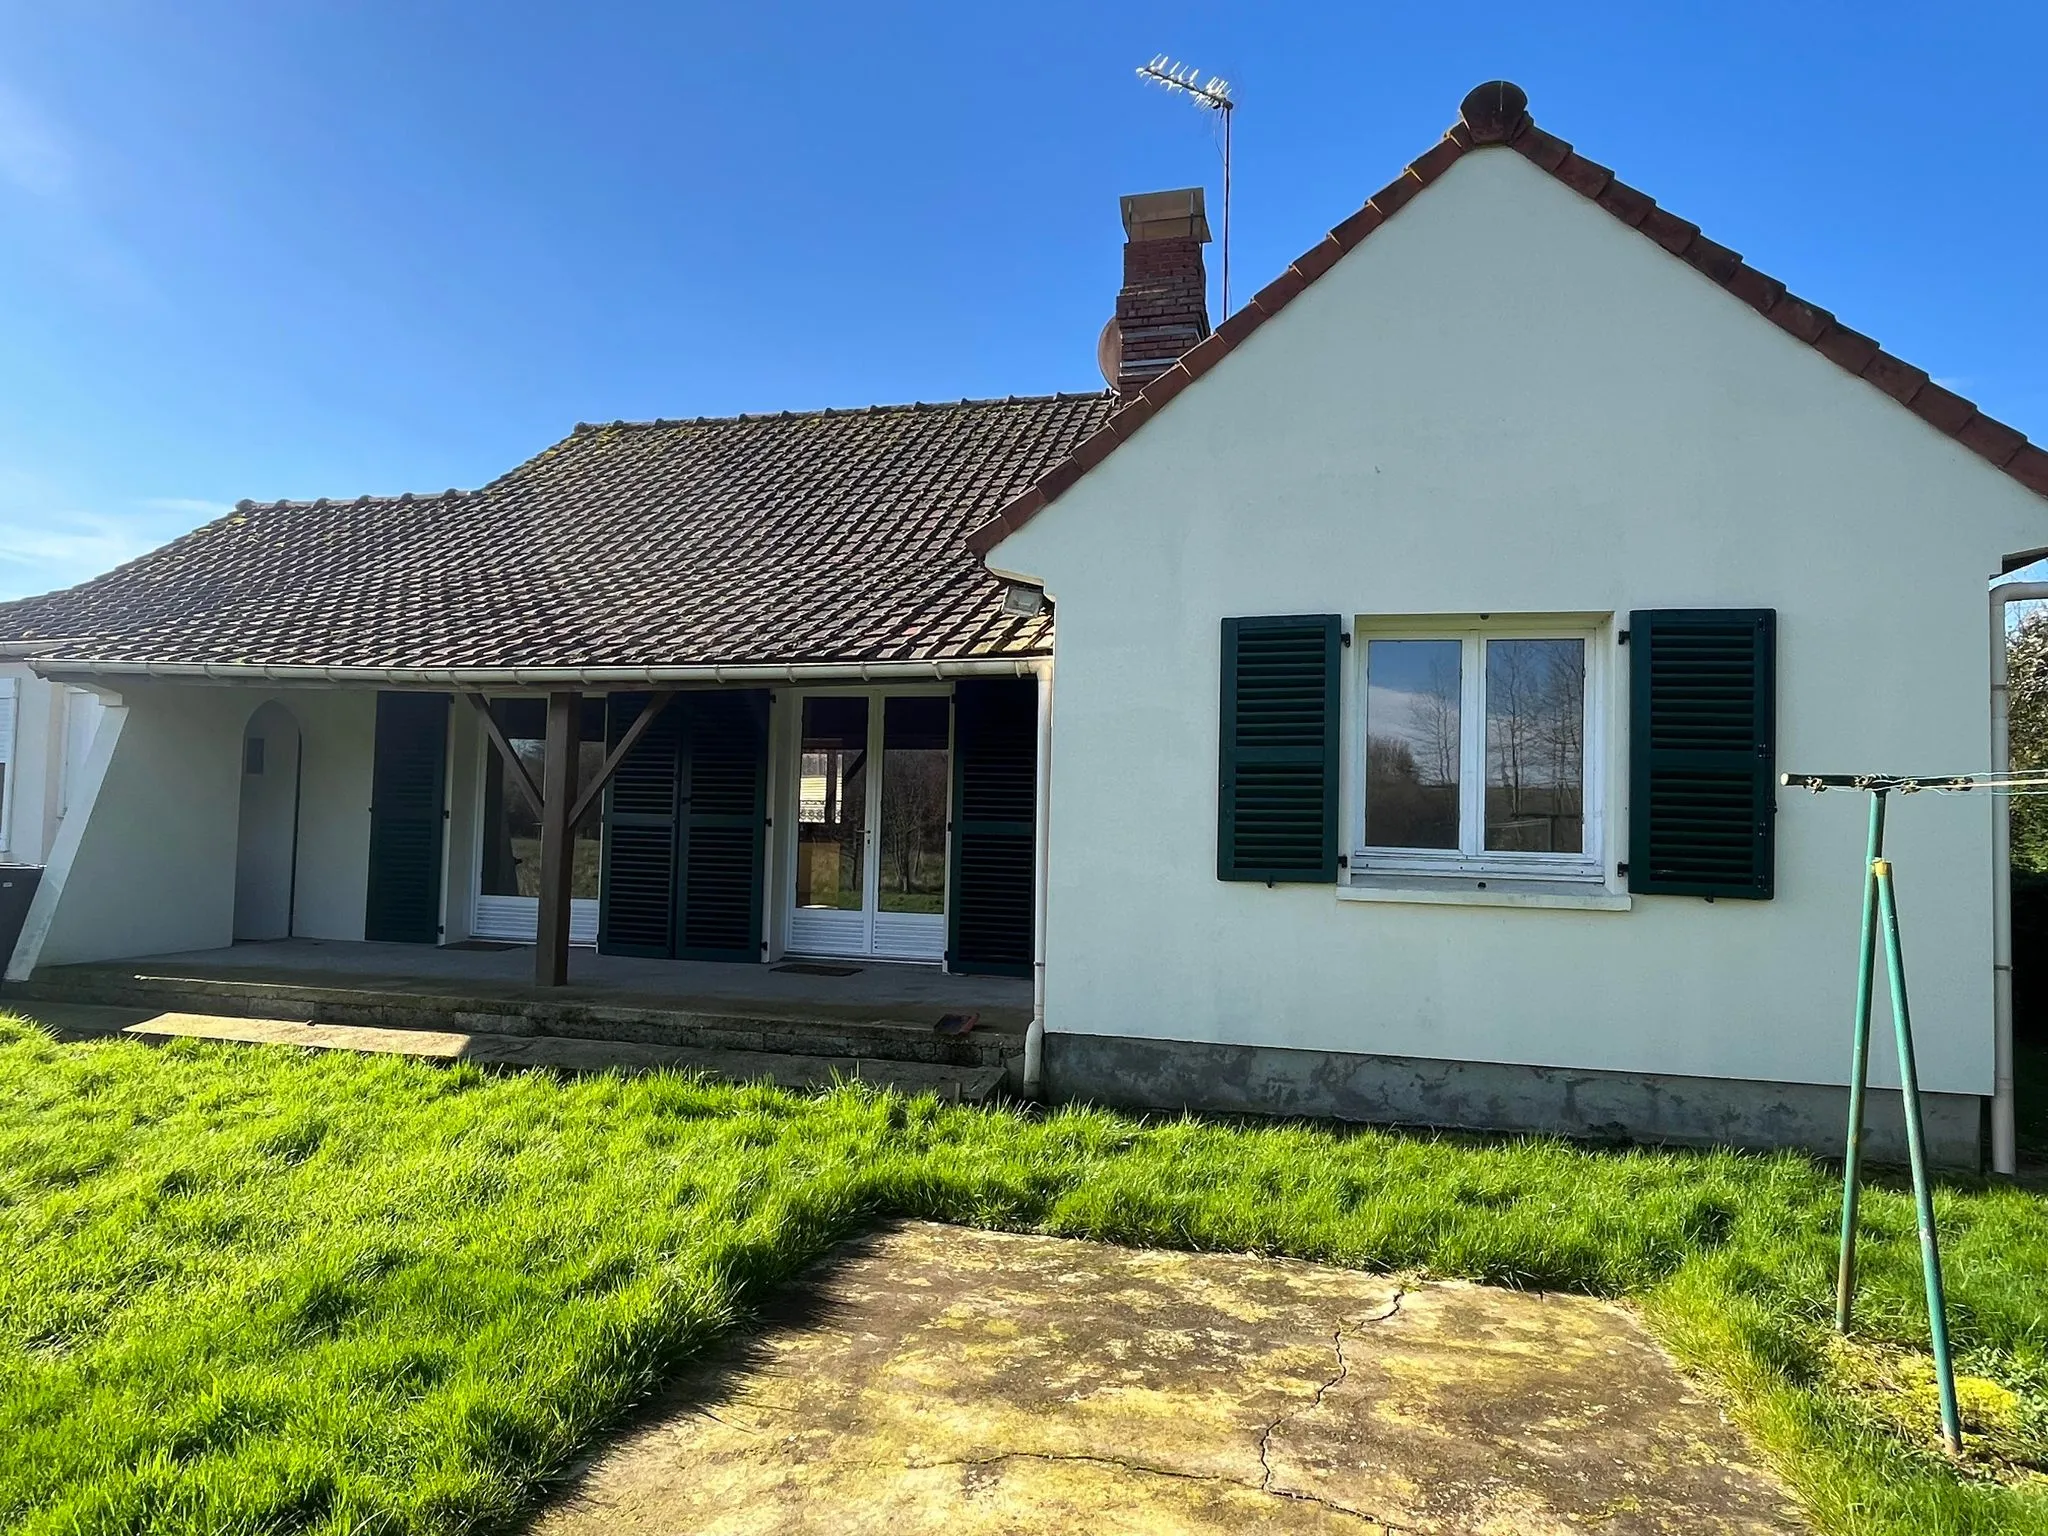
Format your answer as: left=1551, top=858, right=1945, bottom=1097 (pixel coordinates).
left=1136, top=55, right=1236, bottom=317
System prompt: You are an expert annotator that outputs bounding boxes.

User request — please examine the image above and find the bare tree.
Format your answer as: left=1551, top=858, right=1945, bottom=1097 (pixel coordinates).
left=1405, top=653, right=1461, bottom=788
left=1487, top=643, right=1537, bottom=819
left=880, top=752, right=949, bottom=899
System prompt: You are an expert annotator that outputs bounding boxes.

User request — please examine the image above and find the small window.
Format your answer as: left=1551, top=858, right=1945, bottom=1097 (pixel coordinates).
left=1357, top=620, right=1603, bottom=880
left=244, top=737, right=265, bottom=775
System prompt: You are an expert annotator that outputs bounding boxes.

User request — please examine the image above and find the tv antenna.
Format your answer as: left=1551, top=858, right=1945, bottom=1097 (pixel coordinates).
left=1137, top=55, right=1236, bottom=317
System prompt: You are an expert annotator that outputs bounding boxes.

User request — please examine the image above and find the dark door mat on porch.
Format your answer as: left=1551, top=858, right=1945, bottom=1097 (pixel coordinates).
left=773, top=962, right=863, bottom=977
left=444, top=940, right=525, bottom=952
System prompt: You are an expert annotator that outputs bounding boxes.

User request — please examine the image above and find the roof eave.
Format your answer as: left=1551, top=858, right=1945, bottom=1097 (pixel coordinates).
left=972, top=79, right=2048, bottom=562
left=26, top=655, right=1053, bottom=689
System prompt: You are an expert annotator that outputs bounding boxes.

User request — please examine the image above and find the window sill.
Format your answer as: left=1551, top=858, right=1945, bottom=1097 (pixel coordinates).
left=1338, top=876, right=1632, bottom=912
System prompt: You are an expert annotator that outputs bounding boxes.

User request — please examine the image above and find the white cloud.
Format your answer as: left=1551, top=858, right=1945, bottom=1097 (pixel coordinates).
left=0, top=513, right=160, bottom=598
left=0, top=472, right=202, bottom=600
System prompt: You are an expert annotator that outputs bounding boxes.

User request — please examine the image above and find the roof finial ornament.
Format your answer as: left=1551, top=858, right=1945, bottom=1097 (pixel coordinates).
left=1459, top=80, right=1529, bottom=144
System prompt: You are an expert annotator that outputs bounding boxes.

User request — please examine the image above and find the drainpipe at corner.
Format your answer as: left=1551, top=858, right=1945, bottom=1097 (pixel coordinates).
left=1023, top=655, right=1053, bottom=1099
left=1990, top=581, right=2048, bottom=1176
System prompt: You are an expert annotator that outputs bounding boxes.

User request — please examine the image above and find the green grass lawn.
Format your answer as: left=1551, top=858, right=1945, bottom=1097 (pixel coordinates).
left=1, top=1017, right=2044, bottom=1536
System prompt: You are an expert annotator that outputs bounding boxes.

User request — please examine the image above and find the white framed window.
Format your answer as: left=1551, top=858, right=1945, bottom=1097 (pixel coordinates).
left=1354, top=616, right=1606, bottom=883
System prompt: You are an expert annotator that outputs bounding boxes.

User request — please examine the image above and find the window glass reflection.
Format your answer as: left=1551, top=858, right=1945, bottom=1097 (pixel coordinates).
left=797, top=697, right=868, bottom=910
left=1484, top=639, right=1585, bottom=853
left=480, top=708, right=602, bottom=899
left=1364, top=639, right=1461, bottom=849
left=879, top=697, right=949, bottom=914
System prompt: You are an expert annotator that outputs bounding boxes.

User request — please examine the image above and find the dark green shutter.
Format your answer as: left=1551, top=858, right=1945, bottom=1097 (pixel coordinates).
left=599, top=693, right=681, bottom=957
left=676, top=690, right=769, bottom=962
left=948, top=678, right=1036, bottom=976
left=1218, top=616, right=1340, bottom=882
left=599, top=690, right=769, bottom=961
left=365, top=692, right=449, bottom=943
left=1628, top=609, right=1776, bottom=899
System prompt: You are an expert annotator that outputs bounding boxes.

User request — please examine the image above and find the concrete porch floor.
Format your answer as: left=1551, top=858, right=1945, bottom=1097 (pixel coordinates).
left=21, top=938, right=1032, bottom=1033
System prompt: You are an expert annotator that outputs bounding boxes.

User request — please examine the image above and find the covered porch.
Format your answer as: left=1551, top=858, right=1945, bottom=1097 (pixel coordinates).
left=0, top=662, right=1053, bottom=1089
left=25, top=936, right=1032, bottom=1032
left=5, top=665, right=1047, bottom=989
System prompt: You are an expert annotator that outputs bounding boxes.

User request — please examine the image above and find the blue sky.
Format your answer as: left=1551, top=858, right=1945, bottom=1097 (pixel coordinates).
left=2, top=2, right=2044, bottom=601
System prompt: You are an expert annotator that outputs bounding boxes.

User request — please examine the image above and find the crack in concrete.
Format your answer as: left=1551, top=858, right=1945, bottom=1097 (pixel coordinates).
left=904, top=1288, right=1416, bottom=1529
left=1257, top=1288, right=1407, bottom=1520
left=692, top=1406, right=762, bottom=1435
left=901, top=1448, right=1407, bottom=1528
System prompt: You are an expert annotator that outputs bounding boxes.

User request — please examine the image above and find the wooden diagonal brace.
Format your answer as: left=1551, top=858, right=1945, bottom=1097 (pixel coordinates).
left=569, top=691, right=675, bottom=831
left=463, top=692, right=544, bottom=818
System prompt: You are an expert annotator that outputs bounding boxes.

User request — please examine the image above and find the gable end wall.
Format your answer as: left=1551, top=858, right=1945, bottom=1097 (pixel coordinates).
left=993, top=148, right=2046, bottom=1097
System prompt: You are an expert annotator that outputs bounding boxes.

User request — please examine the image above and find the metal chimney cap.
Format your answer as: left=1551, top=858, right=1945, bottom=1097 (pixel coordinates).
left=1120, top=187, right=1211, bottom=243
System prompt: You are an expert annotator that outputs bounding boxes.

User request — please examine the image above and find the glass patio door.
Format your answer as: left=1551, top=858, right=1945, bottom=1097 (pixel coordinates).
left=789, top=693, right=949, bottom=961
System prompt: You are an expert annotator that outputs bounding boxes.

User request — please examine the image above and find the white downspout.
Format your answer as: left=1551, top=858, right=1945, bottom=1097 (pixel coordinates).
left=1991, top=581, right=2048, bottom=1176
left=1023, top=655, right=1053, bottom=1098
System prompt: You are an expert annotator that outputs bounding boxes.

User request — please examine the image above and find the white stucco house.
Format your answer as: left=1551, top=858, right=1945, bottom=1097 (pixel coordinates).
left=2, top=81, right=2042, bottom=1168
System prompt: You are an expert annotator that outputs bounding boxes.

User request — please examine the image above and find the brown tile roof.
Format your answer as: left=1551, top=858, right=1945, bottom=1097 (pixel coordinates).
left=968, top=80, right=2048, bottom=558
left=0, top=394, right=1113, bottom=671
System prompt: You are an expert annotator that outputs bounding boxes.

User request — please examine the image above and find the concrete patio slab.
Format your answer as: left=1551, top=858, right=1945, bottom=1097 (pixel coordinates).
left=531, top=1222, right=1805, bottom=1535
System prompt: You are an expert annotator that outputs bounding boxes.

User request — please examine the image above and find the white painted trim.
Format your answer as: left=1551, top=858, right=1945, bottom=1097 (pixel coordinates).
left=1351, top=614, right=1607, bottom=884
left=873, top=909, right=946, bottom=963
left=28, top=657, right=1043, bottom=688
left=1988, top=579, right=2048, bottom=1176
left=7, top=699, right=127, bottom=980
left=1338, top=879, right=1630, bottom=912
left=474, top=893, right=599, bottom=946
left=781, top=684, right=952, bottom=962
left=1024, top=656, right=1052, bottom=1095
left=0, top=674, right=16, bottom=858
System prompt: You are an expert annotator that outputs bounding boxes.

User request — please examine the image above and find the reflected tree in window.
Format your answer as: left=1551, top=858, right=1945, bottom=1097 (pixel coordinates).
left=1484, top=639, right=1585, bottom=853
left=1365, top=639, right=1461, bottom=849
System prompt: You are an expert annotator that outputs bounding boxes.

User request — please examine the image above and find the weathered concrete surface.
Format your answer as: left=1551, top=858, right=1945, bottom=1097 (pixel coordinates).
left=11, top=1002, right=1008, bottom=1101
left=1045, top=1030, right=1984, bottom=1167
left=11, top=949, right=1020, bottom=1072
left=15, top=938, right=1031, bottom=1030
left=531, top=1222, right=1805, bottom=1535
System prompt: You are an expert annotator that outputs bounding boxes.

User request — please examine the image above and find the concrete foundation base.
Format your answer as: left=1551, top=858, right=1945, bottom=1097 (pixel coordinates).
left=1044, top=1032, right=1985, bottom=1168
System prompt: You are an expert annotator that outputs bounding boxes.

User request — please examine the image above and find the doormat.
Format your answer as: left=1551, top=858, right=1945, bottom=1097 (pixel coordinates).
left=773, top=962, right=863, bottom=977
left=444, top=940, right=524, bottom=952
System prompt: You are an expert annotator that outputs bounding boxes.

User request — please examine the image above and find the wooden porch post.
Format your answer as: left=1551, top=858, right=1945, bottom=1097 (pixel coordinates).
left=535, top=690, right=581, bottom=987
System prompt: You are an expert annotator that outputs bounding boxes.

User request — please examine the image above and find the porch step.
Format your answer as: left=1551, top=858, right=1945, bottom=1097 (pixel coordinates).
left=13, top=1002, right=1014, bottom=1103
left=3, top=968, right=1018, bottom=1071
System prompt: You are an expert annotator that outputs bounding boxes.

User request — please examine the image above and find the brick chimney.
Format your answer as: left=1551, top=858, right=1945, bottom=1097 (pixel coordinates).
left=1101, top=187, right=1211, bottom=396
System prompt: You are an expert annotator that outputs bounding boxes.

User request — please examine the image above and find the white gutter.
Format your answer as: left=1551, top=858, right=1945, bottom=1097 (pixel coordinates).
left=24, top=656, right=1043, bottom=688
left=1023, top=654, right=1053, bottom=1099
left=1990, top=580, right=2048, bottom=1177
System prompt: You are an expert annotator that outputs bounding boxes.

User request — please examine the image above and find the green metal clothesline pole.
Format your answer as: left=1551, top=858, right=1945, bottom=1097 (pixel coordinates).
left=1874, top=857, right=1965, bottom=1458
left=1796, top=771, right=1965, bottom=1455
left=1834, top=791, right=1887, bottom=1333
